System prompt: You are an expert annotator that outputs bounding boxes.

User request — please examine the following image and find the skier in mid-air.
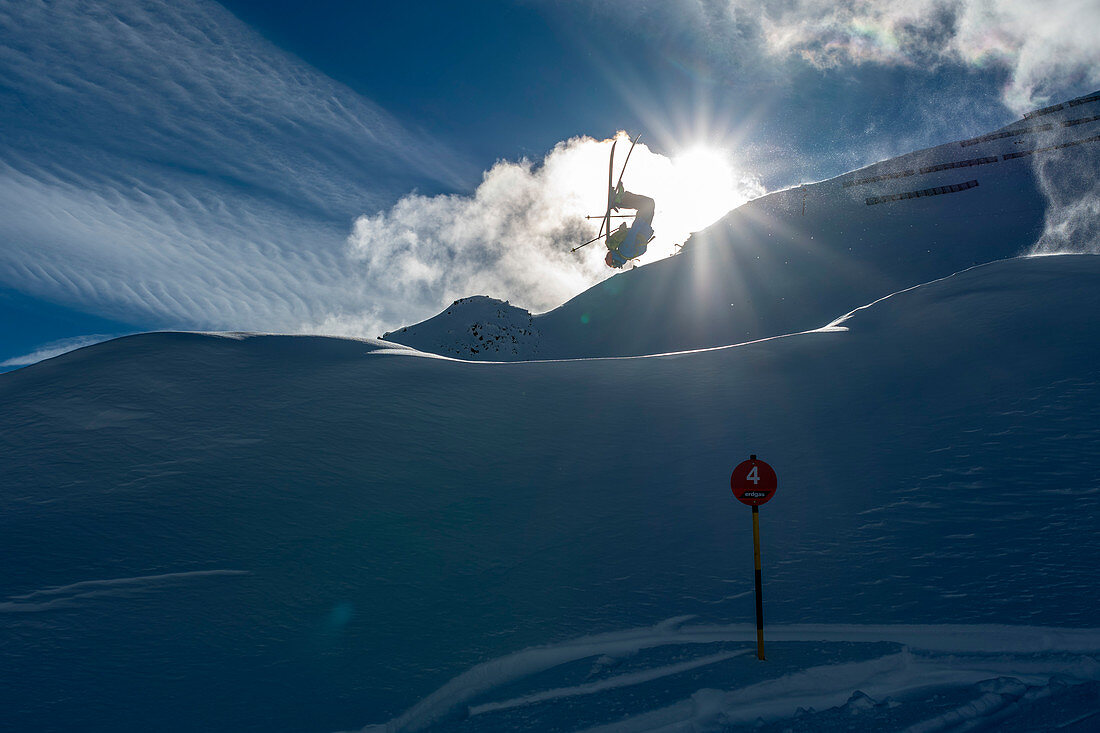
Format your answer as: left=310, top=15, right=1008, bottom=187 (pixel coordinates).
left=572, top=133, right=654, bottom=266
left=604, top=183, right=655, bottom=269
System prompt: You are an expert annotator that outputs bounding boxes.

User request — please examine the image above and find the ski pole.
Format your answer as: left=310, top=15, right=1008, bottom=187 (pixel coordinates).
left=571, top=233, right=605, bottom=252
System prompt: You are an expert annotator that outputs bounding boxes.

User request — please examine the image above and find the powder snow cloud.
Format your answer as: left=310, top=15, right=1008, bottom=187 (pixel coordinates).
left=345, top=134, right=764, bottom=319
left=1030, top=133, right=1100, bottom=255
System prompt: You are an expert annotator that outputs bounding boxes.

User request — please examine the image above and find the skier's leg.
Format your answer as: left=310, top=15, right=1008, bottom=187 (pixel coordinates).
left=618, top=191, right=655, bottom=226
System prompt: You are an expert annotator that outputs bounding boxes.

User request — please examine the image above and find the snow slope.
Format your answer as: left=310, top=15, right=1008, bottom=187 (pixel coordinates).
left=2, top=252, right=1099, bottom=732
left=385, top=92, right=1100, bottom=360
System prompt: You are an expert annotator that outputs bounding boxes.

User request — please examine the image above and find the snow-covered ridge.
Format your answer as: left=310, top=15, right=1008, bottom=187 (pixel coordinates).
left=384, top=90, right=1099, bottom=361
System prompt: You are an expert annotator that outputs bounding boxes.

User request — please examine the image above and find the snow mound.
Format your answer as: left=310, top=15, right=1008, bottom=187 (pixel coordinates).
left=381, top=295, right=539, bottom=358
left=2, top=255, right=1099, bottom=731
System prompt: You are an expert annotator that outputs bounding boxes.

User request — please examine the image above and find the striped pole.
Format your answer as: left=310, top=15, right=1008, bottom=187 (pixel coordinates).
left=731, top=454, right=777, bottom=661
left=752, top=504, right=765, bottom=660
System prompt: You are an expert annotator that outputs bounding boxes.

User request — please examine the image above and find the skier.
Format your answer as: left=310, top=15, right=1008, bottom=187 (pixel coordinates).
left=605, top=183, right=655, bottom=269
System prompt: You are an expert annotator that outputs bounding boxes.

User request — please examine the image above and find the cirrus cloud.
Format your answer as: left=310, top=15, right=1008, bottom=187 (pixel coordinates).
left=0, top=0, right=474, bottom=338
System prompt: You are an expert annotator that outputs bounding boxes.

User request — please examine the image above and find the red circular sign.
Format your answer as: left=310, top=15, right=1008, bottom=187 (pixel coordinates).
left=731, top=456, right=778, bottom=506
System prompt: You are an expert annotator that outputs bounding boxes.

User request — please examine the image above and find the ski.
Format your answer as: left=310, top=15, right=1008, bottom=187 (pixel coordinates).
left=613, top=133, right=641, bottom=198
left=573, top=133, right=641, bottom=253
left=572, top=138, right=616, bottom=252
left=601, top=138, right=617, bottom=244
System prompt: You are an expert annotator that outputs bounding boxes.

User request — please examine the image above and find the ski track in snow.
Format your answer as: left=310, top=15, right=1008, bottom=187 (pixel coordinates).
left=0, top=570, right=249, bottom=613
left=353, top=618, right=1100, bottom=732
left=468, top=650, right=749, bottom=716
left=580, top=655, right=1100, bottom=733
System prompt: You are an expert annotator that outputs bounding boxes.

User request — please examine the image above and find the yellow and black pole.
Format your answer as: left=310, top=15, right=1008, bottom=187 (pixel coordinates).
left=731, top=454, right=778, bottom=662
left=751, top=504, right=765, bottom=659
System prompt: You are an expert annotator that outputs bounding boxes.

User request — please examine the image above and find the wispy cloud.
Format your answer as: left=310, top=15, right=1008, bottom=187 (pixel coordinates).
left=576, top=0, right=1100, bottom=113
left=0, top=0, right=474, bottom=336
left=764, top=0, right=1100, bottom=112
left=0, top=0, right=469, bottom=211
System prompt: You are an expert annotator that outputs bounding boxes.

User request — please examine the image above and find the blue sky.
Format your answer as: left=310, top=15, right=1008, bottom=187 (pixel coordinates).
left=1, top=0, right=1098, bottom=369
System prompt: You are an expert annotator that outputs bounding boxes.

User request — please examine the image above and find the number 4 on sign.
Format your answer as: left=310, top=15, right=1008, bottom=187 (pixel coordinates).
left=731, top=456, right=777, bottom=507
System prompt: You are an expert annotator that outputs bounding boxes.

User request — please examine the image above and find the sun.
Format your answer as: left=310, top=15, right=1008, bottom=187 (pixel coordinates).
left=626, top=143, right=758, bottom=262
left=665, top=146, right=744, bottom=232
left=575, top=137, right=762, bottom=264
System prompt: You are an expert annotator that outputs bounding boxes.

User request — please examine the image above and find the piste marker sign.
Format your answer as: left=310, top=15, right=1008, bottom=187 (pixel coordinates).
left=731, top=456, right=778, bottom=506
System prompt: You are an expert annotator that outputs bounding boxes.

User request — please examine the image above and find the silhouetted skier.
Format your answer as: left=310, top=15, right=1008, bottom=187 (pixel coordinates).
left=605, top=184, right=655, bottom=269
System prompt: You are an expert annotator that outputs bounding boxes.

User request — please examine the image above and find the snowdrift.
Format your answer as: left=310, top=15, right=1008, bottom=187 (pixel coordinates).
left=2, top=253, right=1099, bottom=731
left=385, top=92, right=1100, bottom=360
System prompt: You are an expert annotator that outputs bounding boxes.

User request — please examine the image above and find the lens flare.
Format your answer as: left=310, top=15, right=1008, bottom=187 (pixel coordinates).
left=666, top=146, right=744, bottom=231
left=620, top=142, right=763, bottom=262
